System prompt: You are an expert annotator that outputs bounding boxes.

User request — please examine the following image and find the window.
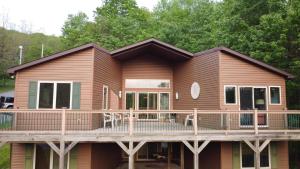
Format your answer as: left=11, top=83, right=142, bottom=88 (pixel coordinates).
left=125, top=92, right=135, bottom=110
left=269, top=86, right=281, bottom=104
left=125, top=79, right=170, bottom=89
left=102, top=85, right=108, bottom=110
left=241, top=143, right=270, bottom=169
left=38, top=82, right=72, bottom=109
left=225, top=86, right=237, bottom=104
left=35, top=144, right=69, bottom=169
left=160, top=93, right=170, bottom=110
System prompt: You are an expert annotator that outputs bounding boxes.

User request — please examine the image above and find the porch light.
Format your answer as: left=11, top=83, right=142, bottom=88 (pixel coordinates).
left=119, top=91, right=122, bottom=98
left=175, top=92, right=179, bottom=100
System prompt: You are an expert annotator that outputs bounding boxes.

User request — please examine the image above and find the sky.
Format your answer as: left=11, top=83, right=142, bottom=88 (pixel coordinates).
left=0, top=0, right=159, bottom=36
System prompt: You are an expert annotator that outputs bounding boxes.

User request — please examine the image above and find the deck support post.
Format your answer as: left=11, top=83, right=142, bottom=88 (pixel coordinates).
left=243, top=139, right=271, bottom=169
left=182, top=140, right=210, bottom=169
left=0, top=141, right=7, bottom=149
left=115, top=141, right=146, bottom=169
left=194, top=140, right=199, bottom=169
left=180, top=143, right=184, bottom=169
left=59, top=140, right=65, bottom=169
left=129, top=141, right=134, bottom=169
left=168, top=143, right=172, bottom=169
left=255, top=139, right=260, bottom=169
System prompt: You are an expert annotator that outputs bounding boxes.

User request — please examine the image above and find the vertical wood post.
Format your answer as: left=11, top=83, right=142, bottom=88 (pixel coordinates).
left=254, top=109, right=258, bottom=135
left=61, top=108, right=66, bottom=135
left=284, top=107, right=288, bottom=129
left=194, top=108, right=198, bottom=135
left=59, top=140, right=65, bottom=169
left=129, top=141, right=134, bottom=169
left=129, top=108, right=133, bottom=136
left=168, top=143, right=172, bottom=169
left=180, top=143, right=185, bottom=169
left=254, top=139, right=260, bottom=169
left=194, top=140, right=199, bottom=169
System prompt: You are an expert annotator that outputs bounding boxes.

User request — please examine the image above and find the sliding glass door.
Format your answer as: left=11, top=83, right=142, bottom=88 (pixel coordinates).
left=125, top=92, right=170, bottom=120
left=240, top=87, right=267, bottom=126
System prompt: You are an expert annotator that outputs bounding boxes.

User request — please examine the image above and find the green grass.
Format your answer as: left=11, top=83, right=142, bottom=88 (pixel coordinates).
left=0, top=144, right=10, bottom=169
left=0, top=79, right=14, bottom=93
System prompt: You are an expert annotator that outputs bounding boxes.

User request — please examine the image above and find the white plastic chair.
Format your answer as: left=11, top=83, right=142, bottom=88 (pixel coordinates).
left=184, top=114, right=194, bottom=126
left=104, top=113, right=114, bottom=128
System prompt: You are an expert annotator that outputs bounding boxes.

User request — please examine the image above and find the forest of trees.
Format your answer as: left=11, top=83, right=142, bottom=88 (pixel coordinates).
left=0, top=0, right=299, bottom=108
left=0, top=28, right=62, bottom=84
left=62, top=0, right=300, bottom=109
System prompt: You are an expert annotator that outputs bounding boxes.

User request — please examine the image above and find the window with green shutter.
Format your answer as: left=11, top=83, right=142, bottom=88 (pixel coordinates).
left=271, top=143, right=278, bottom=169
left=72, top=82, right=81, bottom=109
left=28, top=81, right=38, bottom=109
left=232, top=142, right=240, bottom=169
left=25, top=144, right=34, bottom=169
left=69, top=145, right=78, bottom=169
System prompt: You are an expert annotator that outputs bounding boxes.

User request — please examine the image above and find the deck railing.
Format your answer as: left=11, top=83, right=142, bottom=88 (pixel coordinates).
left=0, top=109, right=300, bottom=136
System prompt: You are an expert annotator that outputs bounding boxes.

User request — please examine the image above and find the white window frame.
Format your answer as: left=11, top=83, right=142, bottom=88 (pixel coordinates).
left=224, top=85, right=238, bottom=105
left=268, top=86, right=281, bottom=105
left=36, top=81, right=73, bottom=109
left=125, top=79, right=171, bottom=89
left=124, top=91, right=137, bottom=110
left=238, top=86, right=269, bottom=128
left=102, top=85, right=109, bottom=110
left=159, top=92, right=171, bottom=110
left=240, top=143, right=271, bottom=169
left=33, top=144, right=70, bottom=169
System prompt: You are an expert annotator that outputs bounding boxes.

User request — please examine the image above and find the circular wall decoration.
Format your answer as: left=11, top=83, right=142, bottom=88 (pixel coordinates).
left=191, top=82, right=200, bottom=99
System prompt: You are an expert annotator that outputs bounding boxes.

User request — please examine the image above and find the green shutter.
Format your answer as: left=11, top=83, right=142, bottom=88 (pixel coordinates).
left=69, top=145, right=78, bottom=169
left=72, top=82, right=81, bottom=109
left=28, top=81, right=38, bottom=109
left=232, top=142, right=241, bottom=169
left=25, top=144, right=34, bottom=169
left=271, top=143, right=278, bottom=169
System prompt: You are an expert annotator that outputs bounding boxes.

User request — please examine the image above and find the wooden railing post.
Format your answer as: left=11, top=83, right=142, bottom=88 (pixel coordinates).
left=61, top=108, right=66, bottom=135
left=129, top=108, right=133, bottom=136
left=194, top=108, right=198, bottom=135
left=284, top=108, right=288, bottom=129
left=254, top=109, right=258, bottom=135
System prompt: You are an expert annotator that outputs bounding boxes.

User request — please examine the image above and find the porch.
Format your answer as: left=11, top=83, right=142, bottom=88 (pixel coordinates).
left=1, top=109, right=300, bottom=169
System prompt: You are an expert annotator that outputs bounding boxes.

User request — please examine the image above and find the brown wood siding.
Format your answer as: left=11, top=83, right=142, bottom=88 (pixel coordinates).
left=92, top=48, right=122, bottom=110
left=92, top=48, right=121, bottom=129
left=11, top=143, right=25, bottom=169
left=220, top=142, right=233, bottom=169
left=173, top=51, right=220, bottom=110
left=91, top=143, right=122, bottom=169
left=219, top=52, right=287, bottom=110
left=14, top=48, right=94, bottom=110
left=78, top=143, right=92, bottom=169
left=121, top=55, right=173, bottom=109
left=276, top=141, right=289, bottom=169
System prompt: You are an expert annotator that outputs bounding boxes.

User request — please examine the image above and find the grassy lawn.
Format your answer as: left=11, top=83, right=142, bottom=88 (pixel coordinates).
left=0, top=144, right=10, bottom=169
left=0, top=79, right=14, bottom=93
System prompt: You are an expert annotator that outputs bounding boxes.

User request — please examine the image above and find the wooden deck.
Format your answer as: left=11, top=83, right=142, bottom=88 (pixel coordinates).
left=1, top=109, right=300, bottom=169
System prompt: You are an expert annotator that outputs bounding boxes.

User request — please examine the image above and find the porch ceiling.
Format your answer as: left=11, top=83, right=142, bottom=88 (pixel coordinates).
left=111, top=39, right=193, bottom=61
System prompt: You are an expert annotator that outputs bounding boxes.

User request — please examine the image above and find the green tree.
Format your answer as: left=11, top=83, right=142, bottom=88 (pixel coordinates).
left=61, top=12, right=95, bottom=48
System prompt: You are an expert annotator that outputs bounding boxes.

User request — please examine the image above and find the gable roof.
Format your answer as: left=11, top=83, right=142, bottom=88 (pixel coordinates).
left=111, top=38, right=194, bottom=60
left=195, top=47, right=295, bottom=79
left=7, top=43, right=109, bottom=74
left=7, top=39, right=294, bottom=79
